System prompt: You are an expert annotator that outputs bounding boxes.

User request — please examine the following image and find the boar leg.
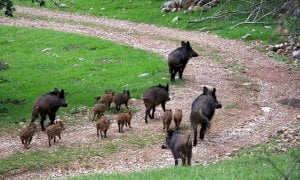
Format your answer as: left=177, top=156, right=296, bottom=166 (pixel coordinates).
left=199, top=123, right=207, bottom=140
left=145, top=108, right=151, bottom=123
left=150, top=106, right=155, bottom=119
left=161, top=102, right=166, bottom=112
left=48, top=112, right=56, bottom=125
left=40, top=114, right=47, bottom=131
left=193, top=126, right=198, bottom=146
left=175, top=159, right=179, bottom=166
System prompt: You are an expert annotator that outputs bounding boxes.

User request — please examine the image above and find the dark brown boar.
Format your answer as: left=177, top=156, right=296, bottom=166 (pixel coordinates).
left=19, top=122, right=38, bottom=149
left=113, top=90, right=131, bottom=111
left=174, top=109, right=183, bottom=129
left=162, top=109, right=173, bottom=130
left=168, top=41, right=198, bottom=82
left=163, top=129, right=192, bottom=166
left=143, top=84, right=170, bottom=123
left=31, top=88, right=68, bottom=131
left=190, top=86, right=222, bottom=146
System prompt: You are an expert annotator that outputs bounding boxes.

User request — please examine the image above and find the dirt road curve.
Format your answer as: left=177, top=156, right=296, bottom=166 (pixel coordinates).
left=0, top=6, right=299, bottom=179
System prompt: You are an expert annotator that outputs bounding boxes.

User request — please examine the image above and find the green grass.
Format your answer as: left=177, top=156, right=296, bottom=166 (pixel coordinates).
left=0, top=132, right=164, bottom=175
left=13, top=0, right=281, bottom=42
left=0, top=25, right=168, bottom=127
left=70, top=147, right=300, bottom=180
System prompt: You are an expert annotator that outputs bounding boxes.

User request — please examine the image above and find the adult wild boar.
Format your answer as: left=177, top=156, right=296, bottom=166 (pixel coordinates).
left=190, top=86, right=222, bottom=146
left=168, top=41, right=198, bottom=82
left=31, top=88, right=68, bottom=131
left=162, top=128, right=192, bottom=166
left=143, top=84, right=170, bottom=123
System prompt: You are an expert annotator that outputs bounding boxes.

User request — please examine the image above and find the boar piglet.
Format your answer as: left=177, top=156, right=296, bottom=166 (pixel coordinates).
left=143, top=84, right=170, bottom=123
left=46, top=120, right=65, bottom=147
left=19, top=122, right=38, bottom=149
left=117, top=110, right=133, bottom=133
left=173, top=109, right=183, bottom=129
left=92, top=103, right=108, bottom=122
left=96, top=89, right=115, bottom=108
left=190, top=86, right=222, bottom=146
left=162, top=109, right=172, bottom=130
left=96, top=116, right=111, bottom=138
left=113, top=90, right=131, bottom=111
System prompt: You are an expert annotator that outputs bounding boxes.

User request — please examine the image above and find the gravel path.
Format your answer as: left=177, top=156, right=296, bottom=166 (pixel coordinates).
left=0, top=6, right=299, bottom=179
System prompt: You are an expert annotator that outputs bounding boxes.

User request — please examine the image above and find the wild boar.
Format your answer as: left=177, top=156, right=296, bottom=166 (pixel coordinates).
left=31, top=88, right=68, bottom=131
left=168, top=41, right=198, bottom=82
left=143, top=84, right=170, bottom=123
left=190, top=86, right=222, bottom=146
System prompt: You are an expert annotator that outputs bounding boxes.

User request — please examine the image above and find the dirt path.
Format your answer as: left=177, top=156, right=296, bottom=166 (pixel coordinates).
left=0, top=6, right=300, bottom=179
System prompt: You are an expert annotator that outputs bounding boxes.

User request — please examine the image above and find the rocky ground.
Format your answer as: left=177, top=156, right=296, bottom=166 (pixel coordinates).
left=0, top=6, right=299, bottom=179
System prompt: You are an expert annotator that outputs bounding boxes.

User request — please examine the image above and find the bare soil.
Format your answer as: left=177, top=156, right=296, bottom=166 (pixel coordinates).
left=0, top=6, right=299, bottom=179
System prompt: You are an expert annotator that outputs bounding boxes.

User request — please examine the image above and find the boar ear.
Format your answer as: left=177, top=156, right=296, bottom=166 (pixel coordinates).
left=50, top=88, right=60, bottom=95
left=166, top=84, right=169, bottom=92
left=186, top=41, right=190, bottom=47
left=59, top=89, right=65, bottom=98
left=181, top=41, right=186, bottom=47
left=203, top=86, right=209, bottom=94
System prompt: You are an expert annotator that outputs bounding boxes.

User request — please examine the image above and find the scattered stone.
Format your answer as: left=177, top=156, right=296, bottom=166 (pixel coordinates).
left=0, top=61, right=9, bottom=70
left=42, top=48, right=52, bottom=52
left=292, top=49, right=300, bottom=59
left=241, top=33, right=251, bottom=39
left=172, top=16, right=179, bottom=22
left=138, top=73, right=150, bottom=77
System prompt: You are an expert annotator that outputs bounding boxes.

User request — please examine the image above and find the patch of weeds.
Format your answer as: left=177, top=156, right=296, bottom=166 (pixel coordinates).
left=210, top=53, right=224, bottom=63
left=62, top=45, right=81, bottom=51
left=94, top=59, right=124, bottom=64
left=224, top=103, right=240, bottom=110
left=226, top=61, right=249, bottom=73
left=101, top=142, right=120, bottom=154
left=273, top=54, right=300, bottom=71
left=120, top=132, right=164, bottom=149
left=0, top=77, right=10, bottom=84
left=237, top=76, right=250, bottom=84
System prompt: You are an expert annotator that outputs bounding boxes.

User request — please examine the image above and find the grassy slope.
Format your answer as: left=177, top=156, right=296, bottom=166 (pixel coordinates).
left=71, top=147, right=300, bottom=179
left=0, top=132, right=164, bottom=175
left=0, top=26, right=168, bottom=127
left=14, top=0, right=278, bottom=42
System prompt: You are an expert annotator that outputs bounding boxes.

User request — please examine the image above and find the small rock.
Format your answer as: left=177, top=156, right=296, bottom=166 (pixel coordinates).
left=42, top=48, right=52, bottom=52
left=241, top=33, right=251, bottom=39
left=172, top=16, right=179, bottom=23
left=297, top=114, right=300, bottom=120
left=292, top=49, right=300, bottom=59
left=138, top=73, right=150, bottom=77
left=261, top=107, right=272, bottom=113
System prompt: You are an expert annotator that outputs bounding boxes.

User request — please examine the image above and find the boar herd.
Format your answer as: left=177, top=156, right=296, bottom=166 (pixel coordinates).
left=19, top=41, right=223, bottom=167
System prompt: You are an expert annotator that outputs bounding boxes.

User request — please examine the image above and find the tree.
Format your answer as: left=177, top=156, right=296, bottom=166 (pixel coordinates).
left=0, top=0, right=15, bottom=17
